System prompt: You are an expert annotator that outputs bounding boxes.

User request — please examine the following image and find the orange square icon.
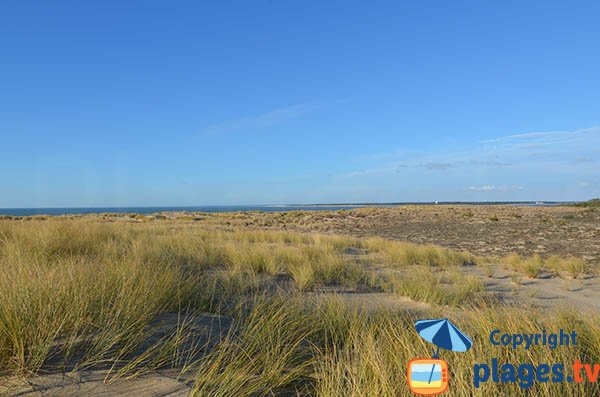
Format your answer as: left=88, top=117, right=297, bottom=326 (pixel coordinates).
left=407, top=358, right=449, bottom=395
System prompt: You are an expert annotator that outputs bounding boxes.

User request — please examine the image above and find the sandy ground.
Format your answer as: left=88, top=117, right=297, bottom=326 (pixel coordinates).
left=149, top=205, right=600, bottom=265
left=467, top=264, right=600, bottom=311
left=0, top=370, right=190, bottom=396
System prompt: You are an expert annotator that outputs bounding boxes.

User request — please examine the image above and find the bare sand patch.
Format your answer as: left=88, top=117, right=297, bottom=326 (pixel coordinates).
left=0, top=369, right=190, bottom=397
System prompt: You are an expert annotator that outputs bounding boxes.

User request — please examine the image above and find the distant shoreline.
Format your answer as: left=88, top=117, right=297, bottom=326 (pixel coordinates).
left=0, top=201, right=574, bottom=217
left=290, top=201, right=571, bottom=206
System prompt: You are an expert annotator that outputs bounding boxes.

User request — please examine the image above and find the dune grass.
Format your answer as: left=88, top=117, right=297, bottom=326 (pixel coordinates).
left=183, top=292, right=600, bottom=396
left=193, top=294, right=600, bottom=396
left=362, top=237, right=478, bottom=267
left=315, top=303, right=600, bottom=396
left=0, top=219, right=598, bottom=396
left=0, top=225, right=200, bottom=375
left=377, top=267, right=485, bottom=306
left=502, top=252, right=592, bottom=279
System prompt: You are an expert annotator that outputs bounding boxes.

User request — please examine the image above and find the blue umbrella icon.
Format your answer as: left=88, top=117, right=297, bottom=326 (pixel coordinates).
left=415, top=318, right=472, bottom=384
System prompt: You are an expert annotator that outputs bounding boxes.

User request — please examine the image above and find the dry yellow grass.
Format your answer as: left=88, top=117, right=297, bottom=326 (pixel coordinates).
left=502, top=252, right=592, bottom=279
left=0, top=219, right=597, bottom=396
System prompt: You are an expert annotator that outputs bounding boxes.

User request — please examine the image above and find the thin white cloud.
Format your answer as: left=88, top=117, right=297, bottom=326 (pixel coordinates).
left=331, top=125, right=599, bottom=204
left=574, top=156, right=594, bottom=163
left=336, top=166, right=397, bottom=180
left=200, top=98, right=350, bottom=136
left=420, top=162, right=453, bottom=171
left=201, top=103, right=318, bottom=136
left=467, top=185, right=524, bottom=192
left=480, top=126, right=600, bottom=144
left=470, top=159, right=511, bottom=167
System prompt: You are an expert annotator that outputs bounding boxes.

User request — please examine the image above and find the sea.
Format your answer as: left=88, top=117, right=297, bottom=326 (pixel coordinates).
left=0, top=202, right=567, bottom=217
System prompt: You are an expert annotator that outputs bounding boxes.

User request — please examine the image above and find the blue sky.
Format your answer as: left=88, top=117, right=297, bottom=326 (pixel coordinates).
left=1, top=1, right=599, bottom=207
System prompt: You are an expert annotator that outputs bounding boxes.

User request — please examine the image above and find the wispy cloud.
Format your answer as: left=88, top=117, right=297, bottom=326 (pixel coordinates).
left=420, top=162, right=453, bottom=171
left=336, top=166, right=397, bottom=180
left=470, top=159, right=511, bottom=167
left=333, top=125, right=599, bottom=200
left=574, top=156, right=593, bottom=163
left=201, top=103, right=318, bottom=136
left=480, top=126, right=600, bottom=146
left=349, top=126, right=599, bottom=176
left=201, top=99, right=349, bottom=136
left=480, top=130, right=565, bottom=144
left=467, top=185, right=524, bottom=192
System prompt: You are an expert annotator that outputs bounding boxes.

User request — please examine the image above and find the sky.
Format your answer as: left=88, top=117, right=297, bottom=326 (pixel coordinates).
left=1, top=1, right=599, bottom=207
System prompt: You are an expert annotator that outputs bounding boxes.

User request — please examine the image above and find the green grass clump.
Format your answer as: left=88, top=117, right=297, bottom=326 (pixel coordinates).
left=506, top=253, right=590, bottom=279
left=192, top=295, right=318, bottom=396
left=379, top=268, right=484, bottom=306
left=505, top=253, right=544, bottom=278
left=563, top=257, right=589, bottom=278
left=546, top=255, right=589, bottom=278
left=0, top=249, right=191, bottom=374
left=522, top=254, right=544, bottom=278
left=364, top=238, right=476, bottom=267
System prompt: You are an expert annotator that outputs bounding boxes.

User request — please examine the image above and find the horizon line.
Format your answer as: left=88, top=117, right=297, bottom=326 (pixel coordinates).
left=0, top=200, right=585, bottom=210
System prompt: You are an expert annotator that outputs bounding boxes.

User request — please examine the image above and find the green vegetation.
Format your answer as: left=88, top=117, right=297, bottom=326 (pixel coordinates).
left=0, top=220, right=597, bottom=396
left=573, top=198, right=600, bottom=208
left=379, top=268, right=485, bottom=306
left=503, top=252, right=592, bottom=279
